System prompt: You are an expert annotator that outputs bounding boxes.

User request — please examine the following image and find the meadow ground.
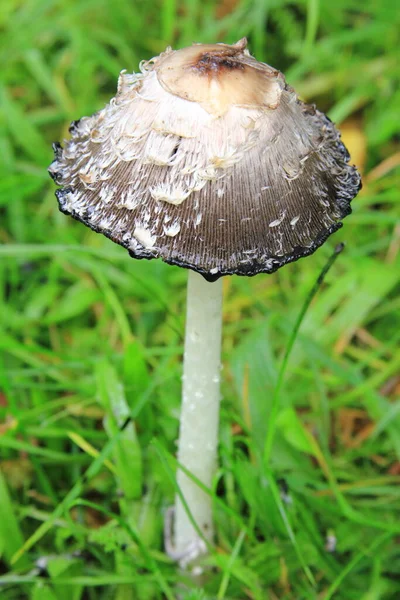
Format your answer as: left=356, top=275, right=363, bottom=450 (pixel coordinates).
left=1, top=1, right=400, bottom=598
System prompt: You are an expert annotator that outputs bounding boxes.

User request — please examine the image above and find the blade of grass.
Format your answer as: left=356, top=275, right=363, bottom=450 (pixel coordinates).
left=264, top=244, right=345, bottom=464
left=10, top=417, right=133, bottom=564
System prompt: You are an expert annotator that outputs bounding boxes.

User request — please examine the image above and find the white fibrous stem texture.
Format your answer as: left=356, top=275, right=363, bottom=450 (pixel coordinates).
left=174, top=271, right=223, bottom=555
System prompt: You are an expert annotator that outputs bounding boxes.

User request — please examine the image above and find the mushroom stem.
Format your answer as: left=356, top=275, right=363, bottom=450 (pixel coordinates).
left=174, top=270, right=223, bottom=556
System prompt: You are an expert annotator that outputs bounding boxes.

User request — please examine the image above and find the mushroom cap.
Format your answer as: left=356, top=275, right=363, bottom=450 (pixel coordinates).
left=49, top=39, right=361, bottom=281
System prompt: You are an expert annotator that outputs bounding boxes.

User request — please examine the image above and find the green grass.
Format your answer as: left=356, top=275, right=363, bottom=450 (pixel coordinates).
left=1, top=0, right=400, bottom=598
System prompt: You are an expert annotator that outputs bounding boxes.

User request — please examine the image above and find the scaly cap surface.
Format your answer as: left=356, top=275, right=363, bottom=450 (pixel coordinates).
left=49, top=40, right=361, bottom=280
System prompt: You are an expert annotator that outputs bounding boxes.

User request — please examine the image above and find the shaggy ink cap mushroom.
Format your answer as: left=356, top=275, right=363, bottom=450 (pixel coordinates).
left=49, top=39, right=361, bottom=281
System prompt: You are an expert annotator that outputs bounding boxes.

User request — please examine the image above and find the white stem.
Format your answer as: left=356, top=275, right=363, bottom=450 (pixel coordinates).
left=174, top=270, right=223, bottom=556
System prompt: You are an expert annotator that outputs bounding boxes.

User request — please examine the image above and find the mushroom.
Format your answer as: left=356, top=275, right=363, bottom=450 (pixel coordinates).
left=49, top=39, right=361, bottom=564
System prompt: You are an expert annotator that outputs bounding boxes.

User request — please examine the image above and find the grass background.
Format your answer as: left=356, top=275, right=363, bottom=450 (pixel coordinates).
left=1, top=0, right=400, bottom=598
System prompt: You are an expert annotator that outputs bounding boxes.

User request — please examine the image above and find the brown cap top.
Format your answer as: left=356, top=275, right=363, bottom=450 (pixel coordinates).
left=49, top=40, right=361, bottom=281
left=156, top=38, right=284, bottom=116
